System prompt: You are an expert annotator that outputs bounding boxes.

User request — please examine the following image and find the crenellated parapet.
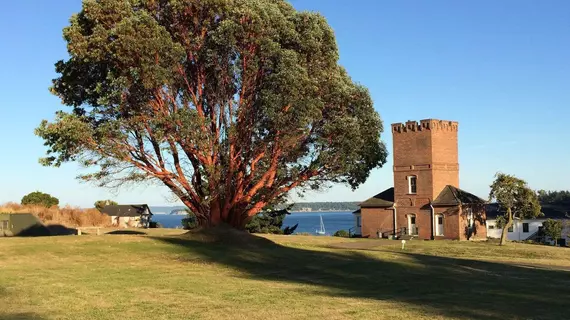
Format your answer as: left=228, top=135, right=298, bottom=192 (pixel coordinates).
left=391, top=119, right=458, bottom=133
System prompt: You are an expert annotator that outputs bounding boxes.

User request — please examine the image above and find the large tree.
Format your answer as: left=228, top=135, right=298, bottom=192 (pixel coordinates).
left=21, top=191, right=59, bottom=208
left=36, top=0, right=387, bottom=228
left=489, top=173, right=541, bottom=246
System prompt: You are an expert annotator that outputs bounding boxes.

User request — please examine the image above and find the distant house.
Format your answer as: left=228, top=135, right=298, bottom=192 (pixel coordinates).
left=101, top=204, right=153, bottom=228
left=486, top=204, right=570, bottom=246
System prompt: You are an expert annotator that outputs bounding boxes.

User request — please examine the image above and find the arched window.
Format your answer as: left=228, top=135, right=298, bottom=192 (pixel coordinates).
left=407, top=175, right=417, bottom=194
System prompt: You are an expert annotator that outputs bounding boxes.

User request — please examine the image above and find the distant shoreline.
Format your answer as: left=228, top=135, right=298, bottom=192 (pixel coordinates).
left=290, top=210, right=354, bottom=214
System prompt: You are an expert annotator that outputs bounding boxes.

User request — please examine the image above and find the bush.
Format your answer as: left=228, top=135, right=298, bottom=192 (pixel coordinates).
left=333, top=230, right=350, bottom=238
left=182, top=210, right=199, bottom=230
left=245, top=209, right=298, bottom=235
left=21, top=192, right=59, bottom=208
left=148, top=221, right=163, bottom=228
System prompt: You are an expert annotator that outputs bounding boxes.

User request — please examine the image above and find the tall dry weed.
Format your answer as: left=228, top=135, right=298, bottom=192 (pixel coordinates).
left=0, top=203, right=111, bottom=227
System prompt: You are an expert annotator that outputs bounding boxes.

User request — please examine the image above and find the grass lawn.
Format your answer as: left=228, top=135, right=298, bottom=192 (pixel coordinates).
left=1, top=229, right=569, bottom=320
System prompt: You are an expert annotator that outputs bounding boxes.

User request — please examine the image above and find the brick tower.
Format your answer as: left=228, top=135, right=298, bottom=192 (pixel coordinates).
left=357, top=118, right=485, bottom=240
left=391, top=119, right=459, bottom=207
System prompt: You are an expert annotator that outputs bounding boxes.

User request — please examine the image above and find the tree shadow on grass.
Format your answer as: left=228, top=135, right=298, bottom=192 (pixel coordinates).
left=0, top=313, right=46, bottom=320
left=106, top=230, right=147, bottom=235
left=154, top=234, right=570, bottom=320
left=17, top=224, right=77, bottom=237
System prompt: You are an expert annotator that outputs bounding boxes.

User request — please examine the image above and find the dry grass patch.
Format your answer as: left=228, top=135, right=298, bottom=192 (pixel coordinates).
left=0, top=202, right=111, bottom=227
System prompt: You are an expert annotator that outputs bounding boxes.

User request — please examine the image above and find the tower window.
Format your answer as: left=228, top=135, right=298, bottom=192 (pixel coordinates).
left=408, top=176, right=417, bottom=194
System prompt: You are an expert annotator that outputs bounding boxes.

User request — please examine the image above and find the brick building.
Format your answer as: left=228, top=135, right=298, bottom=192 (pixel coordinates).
left=354, top=119, right=487, bottom=240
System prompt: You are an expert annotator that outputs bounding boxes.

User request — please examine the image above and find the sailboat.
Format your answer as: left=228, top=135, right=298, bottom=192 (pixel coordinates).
left=315, top=215, right=326, bottom=235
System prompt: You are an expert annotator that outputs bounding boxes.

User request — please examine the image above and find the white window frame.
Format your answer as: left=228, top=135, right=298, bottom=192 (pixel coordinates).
left=407, top=175, right=417, bottom=194
left=435, top=214, right=444, bottom=236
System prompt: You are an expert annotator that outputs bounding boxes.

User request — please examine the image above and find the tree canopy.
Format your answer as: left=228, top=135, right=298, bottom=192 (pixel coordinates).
left=542, top=219, right=563, bottom=245
left=489, top=173, right=541, bottom=245
left=21, top=191, right=60, bottom=208
left=36, top=0, right=387, bottom=228
left=537, top=190, right=570, bottom=206
left=94, top=200, right=118, bottom=211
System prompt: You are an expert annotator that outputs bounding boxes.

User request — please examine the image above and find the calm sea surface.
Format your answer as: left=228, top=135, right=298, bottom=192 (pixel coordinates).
left=152, top=211, right=355, bottom=235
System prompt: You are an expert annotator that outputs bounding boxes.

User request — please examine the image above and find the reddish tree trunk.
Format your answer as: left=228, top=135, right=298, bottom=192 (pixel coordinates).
left=499, top=208, right=513, bottom=246
left=209, top=201, right=222, bottom=227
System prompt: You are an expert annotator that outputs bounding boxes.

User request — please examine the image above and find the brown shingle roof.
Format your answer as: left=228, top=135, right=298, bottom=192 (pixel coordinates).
left=432, top=185, right=485, bottom=206
left=360, top=188, right=394, bottom=208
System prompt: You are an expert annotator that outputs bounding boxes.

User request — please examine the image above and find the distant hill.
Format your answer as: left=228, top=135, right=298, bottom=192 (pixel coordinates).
left=282, top=202, right=360, bottom=212
left=149, top=206, right=187, bottom=214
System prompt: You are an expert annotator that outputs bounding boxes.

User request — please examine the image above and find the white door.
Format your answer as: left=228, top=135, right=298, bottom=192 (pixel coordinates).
left=408, top=215, right=417, bottom=235
left=436, top=215, right=444, bottom=236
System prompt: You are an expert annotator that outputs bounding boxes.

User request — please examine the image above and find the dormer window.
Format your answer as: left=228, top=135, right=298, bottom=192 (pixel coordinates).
left=408, top=176, right=417, bottom=194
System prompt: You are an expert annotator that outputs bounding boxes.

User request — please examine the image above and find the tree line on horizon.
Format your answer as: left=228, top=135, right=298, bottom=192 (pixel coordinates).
left=278, top=202, right=360, bottom=212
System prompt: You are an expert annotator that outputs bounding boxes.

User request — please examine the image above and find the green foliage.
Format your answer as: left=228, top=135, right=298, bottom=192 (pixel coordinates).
left=94, top=200, right=118, bottom=211
left=182, top=210, right=199, bottom=230
left=148, top=221, right=163, bottom=229
left=542, top=219, right=563, bottom=245
left=495, top=216, right=507, bottom=229
left=245, top=209, right=298, bottom=235
left=333, top=230, right=349, bottom=237
left=537, top=190, right=570, bottom=206
left=489, top=173, right=542, bottom=220
left=489, top=173, right=541, bottom=245
left=21, top=191, right=59, bottom=208
left=36, top=0, right=388, bottom=227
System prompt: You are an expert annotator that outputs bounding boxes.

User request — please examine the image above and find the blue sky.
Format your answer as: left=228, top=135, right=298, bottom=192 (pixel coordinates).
left=1, top=0, right=569, bottom=207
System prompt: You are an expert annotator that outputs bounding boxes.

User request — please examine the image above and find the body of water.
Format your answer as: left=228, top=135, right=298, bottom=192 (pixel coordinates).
left=152, top=211, right=355, bottom=235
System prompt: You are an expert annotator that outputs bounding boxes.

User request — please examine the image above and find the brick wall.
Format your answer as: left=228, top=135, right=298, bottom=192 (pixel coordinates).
left=458, top=204, right=488, bottom=240
left=360, top=208, right=394, bottom=238
left=434, top=207, right=460, bottom=240
left=392, top=119, right=459, bottom=200
left=360, top=119, right=484, bottom=241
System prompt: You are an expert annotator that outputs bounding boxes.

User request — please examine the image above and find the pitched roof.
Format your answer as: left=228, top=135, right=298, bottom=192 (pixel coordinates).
left=360, top=188, right=394, bottom=208
left=486, top=203, right=569, bottom=220
left=101, top=204, right=153, bottom=217
left=432, top=185, right=486, bottom=206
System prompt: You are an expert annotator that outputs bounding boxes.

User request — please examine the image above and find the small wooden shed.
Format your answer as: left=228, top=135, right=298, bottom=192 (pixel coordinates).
left=0, top=213, right=50, bottom=237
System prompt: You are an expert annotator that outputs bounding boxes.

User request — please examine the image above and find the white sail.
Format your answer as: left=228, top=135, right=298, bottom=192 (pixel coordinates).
left=315, top=215, right=326, bottom=235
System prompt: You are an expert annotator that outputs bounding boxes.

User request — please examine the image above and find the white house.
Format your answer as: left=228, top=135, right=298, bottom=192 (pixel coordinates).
left=352, top=209, right=362, bottom=236
left=486, top=204, right=570, bottom=246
